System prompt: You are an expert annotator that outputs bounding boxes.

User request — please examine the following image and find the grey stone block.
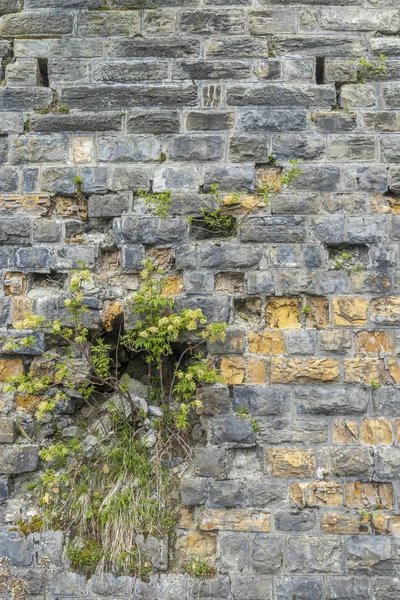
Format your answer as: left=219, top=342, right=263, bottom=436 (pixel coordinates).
left=326, top=577, right=370, bottom=600
left=276, top=577, right=324, bottom=600
left=241, top=216, right=306, bottom=243
left=0, top=530, right=34, bottom=566
left=114, top=217, right=187, bottom=245
left=194, top=447, right=226, bottom=478
left=295, top=386, right=368, bottom=415
left=127, top=111, right=180, bottom=134
left=196, top=384, right=231, bottom=415
left=186, top=111, right=234, bottom=130
left=30, top=112, right=122, bottom=133
left=199, top=243, right=262, bottom=269
left=208, top=480, right=245, bottom=508
left=14, top=247, right=52, bottom=271
left=33, top=219, right=62, bottom=243
left=55, top=245, right=97, bottom=270
left=287, top=537, right=343, bottom=573
left=231, top=575, right=272, bottom=600
left=0, top=11, right=73, bottom=36
left=0, top=418, right=15, bottom=444
left=212, top=417, right=255, bottom=447
left=233, top=385, right=290, bottom=416
left=93, top=61, right=168, bottom=83
left=275, top=510, right=316, bottom=532
left=246, top=272, right=275, bottom=295
left=347, top=536, right=393, bottom=574
left=88, top=194, right=130, bottom=218
left=174, top=295, right=230, bottom=322
left=227, top=84, right=336, bottom=107
left=239, top=109, right=307, bottom=132
left=168, top=134, right=225, bottom=161
left=173, top=60, right=250, bottom=80
left=0, top=218, right=31, bottom=245
left=109, top=37, right=200, bottom=58
left=252, top=534, right=284, bottom=574
left=0, top=445, right=39, bottom=474
left=11, top=135, right=69, bottom=165
left=180, top=478, right=208, bottom=506
left=78, top=10, right=139, bottom=37
left=318, top=447, right=374, bottom=478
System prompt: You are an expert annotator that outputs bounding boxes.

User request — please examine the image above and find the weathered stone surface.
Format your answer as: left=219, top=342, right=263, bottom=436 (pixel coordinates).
left=271, top=357, right=339, bottom=383
left=345, top=482, right=393, bottom=510
left=318, top=447, right=374, bottom=478
left=200, top=509, right=270, bottom=532
left=291, top=481, right=344, bottom=508
left=287, top=537, right=343, bottom=573
left=0, top=445, right=39, bottom=474
left=268, top=448, right=315, bottom=477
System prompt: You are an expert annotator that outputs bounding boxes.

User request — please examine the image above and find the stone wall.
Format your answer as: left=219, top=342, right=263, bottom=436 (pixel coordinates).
left=1, top=0, right=400, bottom=598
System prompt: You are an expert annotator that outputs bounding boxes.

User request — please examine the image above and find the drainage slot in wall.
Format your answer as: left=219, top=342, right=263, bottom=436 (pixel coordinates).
left=316, top=57, right=325, bottom=84
left=38, top=58, right=49, bottom=87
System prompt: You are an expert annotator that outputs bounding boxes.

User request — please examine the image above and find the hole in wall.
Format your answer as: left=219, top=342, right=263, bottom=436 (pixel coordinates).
left=327, top=244, right=369, bottom=272
left=38, top=58, right=49, bottom=87
left=316, top=57, right=325, bottom=84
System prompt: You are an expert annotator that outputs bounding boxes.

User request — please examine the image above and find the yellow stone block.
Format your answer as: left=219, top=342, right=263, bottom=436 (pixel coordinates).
left=0, top=359, right=23, bottom=382
left=270, top=358, right=339, bottom=383
left=248, top=331, right=285, bottom=354
left=199, top=509, right=270, bottom=532
left=265, top=297, right=301, bottom=329
left=360, top=418, right=393, bottom=445
left=320, top=512, right=370, bottom=534
left=268, top=448, right=315, bottom=478
left=332, top=419, right=359, bottom=444
left=344, top=358, right=384, bottom=384
left=246, top=358, right=266, bottom=384
left=176, top=530, right=216, bottom=558
left=355, top=330, right=393, bottom=355
left=291, top=481, right=343, bottom=508
left=345, top=482, right=393, bottom=510
left=11, top=297, right=34, bottom=323
left=162, top=275, right=184, bottom=297
left=333, top=296, right=368, bottom=326
left=220, top=357, right=245, bottom=385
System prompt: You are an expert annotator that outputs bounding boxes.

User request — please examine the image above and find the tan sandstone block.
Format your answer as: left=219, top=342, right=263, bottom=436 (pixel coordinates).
left=199, top=509, right=270, bottom=532
left=355, top=331, right=393, bottom=355
left=162, top=275, right=184, bottom=297
left=220, top=357, right=245, bottom=385
left=269, top=448, right=315, bottom=478
left=73, top=138, right=94, bottom=164
left=0, top=359, right=23, bottom=381
left=373, top=514, right=400, bottom=535
left=176, top=530, right=216, bottom=558
left=102, top=300, right=123, bottom=332
left=371, top=193, right=400, bottom=214
left=360, top=418, right=393, bottom=445
left=345, top=482, right=393, bottom=510
left=265, top=297, right=301, bottom=329
left=270, top=358, right=339, bottom=383
left=332, top=419, right=359, bottom=444
left=370, top=296, right=400, bottom=325
left=388, top=357, right=400, bottom=384
left=248, top=331, right=285, bottom=354
left=333, top=296, right=368, bottom=326
left=4, top=272, right=27, bottom=296
left=246, top=358, right=266, bottom=384
left=291, top=482, right=343, bottom=508
left=11, top=297, right=34, bottom=323
left=304, top=296, right=329, bottom=328
left=321, top=512, right=370, bottom=535
left=344, top=357, right=384, bottom=384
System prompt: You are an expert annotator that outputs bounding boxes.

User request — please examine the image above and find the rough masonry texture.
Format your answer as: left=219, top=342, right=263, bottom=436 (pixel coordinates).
left=1, top=0, right=400, bottom=598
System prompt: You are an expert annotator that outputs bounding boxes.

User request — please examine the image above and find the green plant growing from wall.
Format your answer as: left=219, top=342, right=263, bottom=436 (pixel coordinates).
left=357, top=54, right=387, bottom=83
left=330, top=250, right=364, bottom=275
left=137, top=189, right=172, bottom=219
left=189, top=159, right=302, bottom=237
left=5, top=259, right=226, bottom=577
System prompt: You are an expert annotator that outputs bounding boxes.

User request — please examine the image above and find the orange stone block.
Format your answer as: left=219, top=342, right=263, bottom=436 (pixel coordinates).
left=0, top=359, right=23, bottom=382
left=199, top=509, right=270, bottom=532
left=271, top=358, right=339, bottom=383
left=265, top=297, right=301, bottom=329
left=333, top=296, right=368, bottom=327
left=102, top=300, right=123, bottom=332
left=162, top=275, right=184, bottom=297
left=344, top=358, right=384, bottom=385
left=220, top=357, right=245, bottom=385
left=360, top=418, right=393, bottom=445
left=345, top=482, right=393, bottom=510
left=246, top=358, right=266, bottom=384
left=4, top=272, right=27, bottom=296
left=248, top=331, right=285, bottom=354
left=291, top=481, right=343, bottom=508
left=269, top=448, right=315, bottom=478
left=332, top=419, right=359, bottom=444
left=355, top=331, right=393, bottom=355
left=321, top=512, right=370, bottom=534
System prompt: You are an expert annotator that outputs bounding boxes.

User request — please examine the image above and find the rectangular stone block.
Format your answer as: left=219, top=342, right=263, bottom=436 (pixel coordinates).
left=206, top=36, right=269, bottom=58
left=321, top=8, right=399, bottom=32
left=291, top=481, right=344, bottom=508
left=227, top=84, right=336, bottom=107
left=271, top=358, right=339, bottom=383
left=200, top=509, right=270, bottom=532
left=0, top=418, right=15, bottom=444
left=96, top=135, right=163, bottom=163
left=78, top=11, right=139, bottom=36
left=62, top=85, right=198, bottom=110
left=173, top=60, right=250, bottom=80
left=12, top=135, right=69, bottom=165
left=0, top=11, right=73, bottom=36
left=127, top=110, right=180, bottom=134
left=93, top=61, right=168, bottom=83
left=180, top=10, right=243, bottom=33
left=287, top=537, right=343, bottom=573
left=241, top=216, right=306, bottom=243
left=318, top=447, right=374, bottom=478
left=0, top=445, right=39, bottom=474
left=268, top=448, right=315, bottom=477
left=109, top=37, right=200, bottom=58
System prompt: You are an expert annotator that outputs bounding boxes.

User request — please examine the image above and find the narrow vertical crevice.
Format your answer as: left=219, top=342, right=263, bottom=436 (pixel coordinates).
left=316, top=57, right=325, bottom=84
left=38, top=58, right=49, bottom=87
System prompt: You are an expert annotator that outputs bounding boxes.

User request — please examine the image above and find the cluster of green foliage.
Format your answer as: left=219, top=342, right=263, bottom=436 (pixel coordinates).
left=184, top=557, right=215, bottom=578
left=138, top=189, right=172, bottom=219
left=330, top=250, right=364, bottom=276
left=5, top=260, right=225, bottom=577
left=357, top=54, right=387, bottom=83
left=189, top=159, right=302, bottom=237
